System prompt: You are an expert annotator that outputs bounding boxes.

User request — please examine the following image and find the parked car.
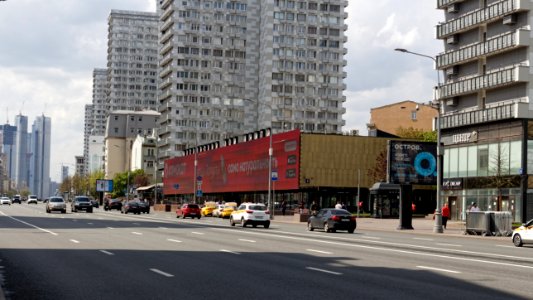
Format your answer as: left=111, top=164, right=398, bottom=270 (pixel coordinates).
left=138, top=200, right=150, bottom=214
left=0, top=197, right=12, bottom=205
left=104, top=198, right=122, bottom=211
left=201, top=202, right=217, bottom=217
left=121, top=200, right=141, bottom=214
left=230, top=203, right=270, bottom=228
left=27, top=195, right=38, bottom=204
left=307, top=208, right=356, bottom=233
left=71, top=196, right=93, bottom=213
left=12, top=195, right=21, bottom=204
left=176, top=203, right=201, bottom=219
left=90, top=199, right=99, bottom=208
left=46, top=196, right=67, bottom=213
left=512, top=219, right=533, bottom=247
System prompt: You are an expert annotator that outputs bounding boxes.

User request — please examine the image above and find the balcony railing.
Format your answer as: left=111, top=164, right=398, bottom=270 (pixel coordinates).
left=437, top=0, right=464, bottom=9
left=437, top=29, right=529, bottom=68
left=438, top=65, right=529, bottom=99
left=440, top=101, right=527, bottom=129
left=437, top=0, right=530, bottom=39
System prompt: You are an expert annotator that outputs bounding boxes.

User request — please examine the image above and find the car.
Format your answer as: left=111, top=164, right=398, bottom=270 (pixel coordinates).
left=138, top=200, right=150, bottom=214
left=46, top=196, right=67, bottom=213
left=220, top=204, right=237, bottom=219
left=28, top=195, right=38, bottom=204
left=121, top=200, right=141, bottom=214
left=12, top=195, right=21, bottom=204
left=71, top=196, right=93, bottom=213
left=104, top=198, right=122, bottom=211
left=176, top=203, right=201, bottom=219
left=512, top=219, right=533, bottom=247
left=230, top=203, right=270, bottom=228
left=307, top=208, right=356, bottom=233
left=90, top=199, right=99, bottom=208
left=0, top=197, right=12, bottom=205
left=201, top=202, right=217, bottom=217
left=212, top=204, right=225, bottom=217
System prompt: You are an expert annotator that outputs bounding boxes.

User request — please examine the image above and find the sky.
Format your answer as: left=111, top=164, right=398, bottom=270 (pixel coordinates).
left=0, top=0, right=442, bottom=182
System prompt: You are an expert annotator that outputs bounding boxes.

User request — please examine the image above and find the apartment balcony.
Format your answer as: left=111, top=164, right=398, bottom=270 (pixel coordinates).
left=159, top=63, right=174, bottom=79
left=160, top=30, right=174, bottom=45
left=159, top=51, right=174, bottom=67
left=159, top=77, right=173, bottom=90
left=440, top=100, right=528, bottom=129
left=160, top=40, right=174, bottom=56
left=437, top=29, right=530, bottom=69
left=160, top=6, right=174, bottom=22
left=437, top=0, right=464, bottom=9
left=438, top=65, right=529, bottom=99
left=436, top=0, right=531, bottom=39
left=161, top=0, right=173, bottom=11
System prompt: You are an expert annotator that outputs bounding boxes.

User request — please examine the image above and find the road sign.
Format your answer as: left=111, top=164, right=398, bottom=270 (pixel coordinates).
left=272, top=170, right=278, bottom=181
left=196, top=190, right=203, bottom=197
left=197, top=176, right=203, bottom=181
left=173, top=183, right=179, bottom=189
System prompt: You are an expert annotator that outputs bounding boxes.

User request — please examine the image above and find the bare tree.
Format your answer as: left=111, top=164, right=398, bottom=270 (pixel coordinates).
left=367, top=149, right=387, bottom=183
left=488, top=143, right=514, bottom=211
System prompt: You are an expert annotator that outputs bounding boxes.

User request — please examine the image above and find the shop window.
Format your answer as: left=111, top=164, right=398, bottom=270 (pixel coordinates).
left=467, top=145, right=477, bottom=177
left=478, top=146, right=489, bottom=176
left=509, top=140, right=521, bottom=175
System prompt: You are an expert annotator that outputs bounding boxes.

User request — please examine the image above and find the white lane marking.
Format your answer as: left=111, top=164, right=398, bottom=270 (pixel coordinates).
left=417, top=266, right=461, bottom=274
left=436, top=243, right=462, bottom=247
left=150, top=268, right=174, bottom=278
left=167, top=239, right=182, bottom=243
left=99, top=250, right=114, bottom=256
left=360, top=236, right=381, bottom=240
left=238, top=239, right=256, bottom=243
left=496, top=245, right=516, bottom=249
left=306, top=249, right=333, bottom=255
left=87, top=223, right=93, bottom=225
left=191, top=232, right=204, bottom=235
left=0, top=211, right=58, bottom=236
left=98, top=217, right=103, bottom=220
left=159, top=227, right=168, bottom=229
left=132, top=232, right=143, bottom=235
left=72, top=219, right=78, bottom=222
left=212, top=228, right=533, bottom=270
left=107, top=227, right=114, bottom=229
left=306, top=267, right=342, bottom=276
left=413, top=238, right=434, bottom=241
left=220, top=249, right=240, bottom=255
left=70, top=239, right=80, bottom=244
left=132, top=223, right=140, bottom=225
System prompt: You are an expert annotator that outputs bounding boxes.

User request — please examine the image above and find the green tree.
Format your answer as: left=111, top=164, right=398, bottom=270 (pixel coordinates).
left=87, top=170, right=105, bottom=198
left=396, top=126, right=437, bottom=142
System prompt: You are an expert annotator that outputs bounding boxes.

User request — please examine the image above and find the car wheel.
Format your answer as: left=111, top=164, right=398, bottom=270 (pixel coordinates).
left=88, top=209, right=93, bottom=213
left=241, top=218, right=247, bottom=227
left=62, top=210, right=66, bottom=214
left=348, top=228, right=355, bottom=234
left=324, top=222, right=330, bottom=233
left=198, top=216, right=201, bottom=219
left=230, top=217, right=235, bottom=226
left=513, top=234, right=523, bottom=247
left=264, top=222, right=270, bottom=229
left=307, top=222, right=314, bottom=231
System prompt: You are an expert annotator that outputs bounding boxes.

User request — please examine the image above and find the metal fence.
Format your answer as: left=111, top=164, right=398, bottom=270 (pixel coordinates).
left=465, top=211, right=513, bottom=236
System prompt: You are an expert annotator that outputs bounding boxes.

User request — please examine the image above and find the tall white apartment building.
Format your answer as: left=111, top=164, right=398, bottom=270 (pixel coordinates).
left=92, top=68, right=108, bottom=136
left=107, top=10, right=159, bottom=113
left=29, top=115, right=51, bottom=199
left=157, top=0, right=348, bottom=160
left=436, top=0, right=533, bottom=222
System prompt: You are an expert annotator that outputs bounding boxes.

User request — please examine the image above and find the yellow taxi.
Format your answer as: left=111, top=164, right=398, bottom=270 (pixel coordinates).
left=220, top=202, right=237, bottom=218
left=201, top=202, right=217, bottom=217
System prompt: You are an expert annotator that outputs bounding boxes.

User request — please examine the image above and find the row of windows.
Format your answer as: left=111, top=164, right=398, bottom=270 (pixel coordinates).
left=110, top=33, right=158, bottom=41
left=272, top=61, right=342, bottom=74
left=273, top=36, right=341, bottom=48
left=109, top=54, right=158, bottom=62
left=111, top=70, right=157, bottom=76
left=273, top=73, right=340, bottom=84
left=273, top=48, right=342, bottom=61
left=175, top=35, right=246, bottom=47
left=174, top=22, right=246, bottom=35
left=274, top=1, right=341, bottom=12
left=273, top=12, right=342, bottom=25
left=113, top=47, right=157, bottom=54
left=274, top=24, right=341, bottom=36
left=110, top=62, right=158, bottom=69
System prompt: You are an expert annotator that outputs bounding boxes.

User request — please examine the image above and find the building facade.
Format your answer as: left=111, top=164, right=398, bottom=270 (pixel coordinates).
left=14, top=114, right=28, bottom=190
left=157, top=0, right=348, bottom=162
left=131, top=134, right=157, bottom=183
left=0, top=124, right=16, bottom=190
left=436, top=0, right=533, bottom=222
left=29, top=115, right=51, bottom=199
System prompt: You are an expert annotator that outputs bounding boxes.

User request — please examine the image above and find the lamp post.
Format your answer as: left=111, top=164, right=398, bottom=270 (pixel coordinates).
left=394, top=48, right=443, bottom=233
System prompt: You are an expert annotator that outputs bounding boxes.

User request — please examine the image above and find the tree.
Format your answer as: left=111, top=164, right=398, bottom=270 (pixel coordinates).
left=87, top=170, right=105, bottom=199
left=396, top=126, right=437, bottom=142
left=488, top=143, right=515, bottom=211
left=367, top=149, right=388, bottom=183
left=111, top=169, right=149, bottom=198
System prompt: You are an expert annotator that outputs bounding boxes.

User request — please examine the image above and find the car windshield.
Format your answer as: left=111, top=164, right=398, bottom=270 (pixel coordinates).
left=50, top=198, right=64, bottom=203
left=331, top=209, right=351, bottom=216
left=250, top=205, right=266, bottom=211
left=76, top=198, right=90, bottom=202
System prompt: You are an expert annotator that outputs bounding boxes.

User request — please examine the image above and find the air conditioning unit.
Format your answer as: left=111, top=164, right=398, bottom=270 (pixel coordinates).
left=446, top=97, right=458, bottom=107
left=446, top=66, right=459, bottom=76
left=503, top=14, right=517, bottom=25
left=447, top=3, right=460, bottom=13
left=446, top=34, right=458, bottom=45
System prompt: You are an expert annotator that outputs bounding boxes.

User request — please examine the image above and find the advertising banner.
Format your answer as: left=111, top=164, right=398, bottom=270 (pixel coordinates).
left=163, top=129, right=300, bottom=195
left=388, top=141, right=437, bottom=185
left=96, top=179, right=113, bottom=192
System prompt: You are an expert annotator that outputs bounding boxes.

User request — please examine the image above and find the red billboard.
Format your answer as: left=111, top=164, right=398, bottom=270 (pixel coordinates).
left=163, top=129, right=300, bottom=195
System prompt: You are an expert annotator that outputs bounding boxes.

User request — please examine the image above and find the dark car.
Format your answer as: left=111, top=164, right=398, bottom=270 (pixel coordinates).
left=307, top=208, right=356, bottom=233
left=90, top=199, right=99, bottom=208
left=121, top=200, right=141, bottom=214
left=104, top=198, right=122, bottom=211
left=176, top=203, right=201, bottom=219
left=138, top=200, right=150, bottom=214
left=12, top=195, right=21, bottom=204
left=72, top=196, right=93, bottom=213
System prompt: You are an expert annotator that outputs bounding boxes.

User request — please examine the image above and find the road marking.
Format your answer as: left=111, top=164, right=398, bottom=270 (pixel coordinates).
left=238, top=239, right=256, bottom=243
left=132, top=223, right=140, bottom=225
left=70, top=239, right=80, bottom=244
left=413, top=238, right=434, bottom=241
left=360, top=236, right=381, bottom=240
left=107, top=227, right=114, bottom=229
left=417, top=266, right=461, bottom=274
left=0, top=211, right=58, bottom=236
left=220, top=249, right=240, bottom=255
left=159, top=227, right=168, bottom=229
left=436, top=243, right=462, bottom=247
left=72, top=219, right=78, bottom=222
left=306, top=267, right=342, bottom=276
left=191, top=232, right=204, bottom=235
left=306, top=249, right=333, bottom=255
left=87, top=223, right=93, bottom=225
left=167, top=239, right=182, bottom=243
left=132, top=232, right=143, bottom=235
left=150, top=268, right=174, bottom=277
left=98, top=217, right=103, bottom=220
left=99, top=250, right=114, bottom=256
left=496, top=245, right=515, bottom=249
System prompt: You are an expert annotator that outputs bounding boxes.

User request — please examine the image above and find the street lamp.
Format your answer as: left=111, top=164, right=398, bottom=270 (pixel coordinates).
left=395, top=48, right=444, bottom=234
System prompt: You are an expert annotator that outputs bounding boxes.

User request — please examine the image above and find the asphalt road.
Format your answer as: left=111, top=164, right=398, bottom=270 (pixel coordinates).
left=0, top=203, right=532, bottom=300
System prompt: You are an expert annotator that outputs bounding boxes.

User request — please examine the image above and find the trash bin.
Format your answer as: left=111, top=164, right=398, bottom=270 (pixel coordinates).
left=491, top=211, right=513, bottom=236
left=465, top=211, right=491, bottom=236
left=165, top=204, right=171, bottom=212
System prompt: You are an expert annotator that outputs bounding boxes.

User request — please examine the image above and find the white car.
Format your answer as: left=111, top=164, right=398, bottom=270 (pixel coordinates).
left=512, top=219, right=533, bottom=247
left=46, top=196, right=67, bottom=214
left=27, top=195, right=38, bottom=204
left=230, top=203, right=270, bottom=228
left=212, top=204, right=225, bottom=217
left=1, top=197, right=12, bottom=205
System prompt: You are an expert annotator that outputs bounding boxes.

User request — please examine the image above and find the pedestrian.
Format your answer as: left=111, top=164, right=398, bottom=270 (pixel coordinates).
left=299, top=200, right=305, bottom=214
left=470, top=202, right=480, bottom=212
left=442, top=202, right=450, bottom=229
left=281, top=200, right=287, bottom=216
left=310, top=201, right=319, bottom=215
left=335, top=201, right=342, bottom=209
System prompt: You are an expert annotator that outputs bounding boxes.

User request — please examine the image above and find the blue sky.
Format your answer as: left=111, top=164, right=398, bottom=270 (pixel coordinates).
left=0, top=0, right=442, bottom=181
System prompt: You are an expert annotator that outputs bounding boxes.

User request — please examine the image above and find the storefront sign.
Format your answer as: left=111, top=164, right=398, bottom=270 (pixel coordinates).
left=442, top=178, right=463, bottom=190
left=452, top=131, right=477, bottom=144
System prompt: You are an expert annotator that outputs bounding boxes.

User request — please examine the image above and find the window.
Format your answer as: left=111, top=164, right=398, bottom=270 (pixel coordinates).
left=411, top=111, right=417, bottom=120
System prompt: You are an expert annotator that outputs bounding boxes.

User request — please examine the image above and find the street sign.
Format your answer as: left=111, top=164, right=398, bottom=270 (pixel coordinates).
left=197, top=176, right=203, bottom=181
left=173, top=183, right=179, bottom=189
left=271, top=170, right=278, bottom=181
left=196, top=190, right=203, bottom=197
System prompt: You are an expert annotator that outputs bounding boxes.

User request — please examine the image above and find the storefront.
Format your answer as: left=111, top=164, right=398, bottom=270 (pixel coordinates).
left=441, top=120, right=528, bottom=222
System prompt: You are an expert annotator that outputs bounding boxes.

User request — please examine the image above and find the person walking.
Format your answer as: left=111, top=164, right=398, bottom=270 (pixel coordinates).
left=281, top=200, right=287, bottom=216
left=335, top=201, right=342, bottom=209
left=310, top=201, right=319, bottom=215
left=442, top=202, right=450, bottom=229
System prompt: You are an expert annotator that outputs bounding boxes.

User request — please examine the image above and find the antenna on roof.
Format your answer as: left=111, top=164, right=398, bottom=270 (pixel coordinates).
left=19, top=100, right=25, bottom=115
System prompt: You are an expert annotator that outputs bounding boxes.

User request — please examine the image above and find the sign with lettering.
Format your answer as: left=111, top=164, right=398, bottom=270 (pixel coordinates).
left=388, top=141, right=437, bottom=185
left=442, top=178, right=463, bottom=190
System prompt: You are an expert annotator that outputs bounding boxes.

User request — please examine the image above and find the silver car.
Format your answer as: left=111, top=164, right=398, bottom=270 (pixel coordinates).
left=1, top=197, right=12, bottom=205
left=46, top=197, right=67, bottom=213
